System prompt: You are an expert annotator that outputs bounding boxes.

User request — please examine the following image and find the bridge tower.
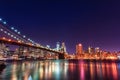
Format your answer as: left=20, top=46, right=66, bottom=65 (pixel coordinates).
left=58, top=42, right=67, bottom=59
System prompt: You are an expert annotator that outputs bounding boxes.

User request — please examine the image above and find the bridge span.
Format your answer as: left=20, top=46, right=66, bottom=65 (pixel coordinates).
left=0, top=18, right=66, bottom=59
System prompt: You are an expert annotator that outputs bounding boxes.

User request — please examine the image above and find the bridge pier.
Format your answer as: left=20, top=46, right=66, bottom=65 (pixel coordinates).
left=58, top=53, right=65, bottom=59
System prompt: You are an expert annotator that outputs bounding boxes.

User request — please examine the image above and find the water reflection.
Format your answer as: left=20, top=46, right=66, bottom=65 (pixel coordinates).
left=0, top=60, right=120, bottom=80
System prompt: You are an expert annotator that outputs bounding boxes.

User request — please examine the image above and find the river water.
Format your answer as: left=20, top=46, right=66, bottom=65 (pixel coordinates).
left=0, top=60, right=120, bottom=80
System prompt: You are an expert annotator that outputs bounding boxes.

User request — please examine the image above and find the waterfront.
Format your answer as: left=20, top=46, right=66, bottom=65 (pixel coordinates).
left=0, top=60, right=120, bottom=80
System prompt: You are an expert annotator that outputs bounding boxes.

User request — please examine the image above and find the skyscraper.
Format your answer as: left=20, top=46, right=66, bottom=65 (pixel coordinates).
left=61, top=42, right=67, bottom=53
left=88, top=46, right=91, bottom=53
left=76, top=43, right=83, bottom=55
left=56, top=42, right=60, bottom=51
left=88, top=46, right=95, bottom=54
left=95, top=47, right=100, bottom=53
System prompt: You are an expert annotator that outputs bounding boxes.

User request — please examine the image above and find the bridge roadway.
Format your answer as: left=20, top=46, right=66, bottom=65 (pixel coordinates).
left=0, top=38, right=63, bottom=54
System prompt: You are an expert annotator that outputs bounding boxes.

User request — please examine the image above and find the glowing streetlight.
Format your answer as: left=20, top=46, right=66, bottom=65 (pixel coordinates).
left=18, top=31, right=20, bottom=34
left=3, top=21, right=6, bottom=24
left=0, top=18, right=2, bottom=21
left=15, top=29, right=17, bottom=32
left=23, top=35, right=26, bottom=38
left=0, top=29, right=3, bottom=31
left=11, top=27, right=14, bottom=30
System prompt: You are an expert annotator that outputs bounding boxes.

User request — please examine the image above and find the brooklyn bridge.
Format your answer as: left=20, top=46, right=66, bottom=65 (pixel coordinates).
left=0, top=18, right=67, bottom=60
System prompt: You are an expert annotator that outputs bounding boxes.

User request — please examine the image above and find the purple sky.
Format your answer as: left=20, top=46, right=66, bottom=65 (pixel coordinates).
left=0, top=1, right=120, bottom=53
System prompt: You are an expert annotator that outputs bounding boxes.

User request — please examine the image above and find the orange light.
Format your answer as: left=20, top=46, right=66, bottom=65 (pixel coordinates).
left=8, top=39, right=11, bottom=41
left=18, top=40, right=21, bottom=43
left=109, top=57, right=117, bottom=60
left=2, top=37, right=6, bottom=39
left=79, top=44, right=82, bottom=46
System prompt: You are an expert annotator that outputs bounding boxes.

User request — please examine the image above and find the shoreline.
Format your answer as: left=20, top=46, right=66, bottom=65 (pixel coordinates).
left=0, top=58, right=120, bottom=62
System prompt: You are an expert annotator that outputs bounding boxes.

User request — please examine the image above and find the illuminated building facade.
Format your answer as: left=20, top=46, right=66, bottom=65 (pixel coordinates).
left=88, top=46, right=95, bottom=54
left=61, top=42, right=67, bottom=53
left=95, top=47, right=100, bottom=53
left=88, top=47, right=100, bottom=54
left=56, top=42, right=60, bottom=51
left=88, top=46, right=91, bottom=53
left=76, top=43, right=83, bottom=55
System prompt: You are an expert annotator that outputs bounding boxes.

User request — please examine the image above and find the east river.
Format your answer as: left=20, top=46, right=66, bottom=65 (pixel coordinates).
left=0, top=60, right=120, bottom=80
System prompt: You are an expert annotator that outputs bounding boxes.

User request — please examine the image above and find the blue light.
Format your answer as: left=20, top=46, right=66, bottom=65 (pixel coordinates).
left=11, top=35, right=13, bottom=37
left=3, top=21, right=6, bottom=24
left=14, top=36, right=16, bottom=39
left=4, top=31, right=7, bottom=33
left=28, top=38, right=30, bottom=41
left=11, top=27, right=14, bottom=30
left=0, top=18, right=2, bottom=21
left=15, top=29, right=17, bottom=32
left=46, top=45, right=50, bottom=48
left=0, top=29, right=3, bottom=31
left=18, top=32, right=20, bottom=34
left=31, top=41, right=34, bottom=43
left=8, top=33, right=10, bottom=35
left=23, top=35, right=26, bottom=38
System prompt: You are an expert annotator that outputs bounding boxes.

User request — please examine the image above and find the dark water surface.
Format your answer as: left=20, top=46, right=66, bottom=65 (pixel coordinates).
left=0, top=60, right=120, bottom=80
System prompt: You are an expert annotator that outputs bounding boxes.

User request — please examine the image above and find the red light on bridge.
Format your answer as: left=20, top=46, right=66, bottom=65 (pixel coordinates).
left=8, top=39, right=11, bottom=42
left=18, top=40, right=21, bottom=43
left=29, top=43, right=32, bottom=46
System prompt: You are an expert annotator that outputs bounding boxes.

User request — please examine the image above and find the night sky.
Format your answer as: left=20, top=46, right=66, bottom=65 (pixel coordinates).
left=0, top=0, right=120, bottom=53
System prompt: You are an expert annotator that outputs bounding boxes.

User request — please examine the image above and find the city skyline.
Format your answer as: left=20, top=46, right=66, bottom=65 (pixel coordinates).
left=0, top=1, right=120, bottom=53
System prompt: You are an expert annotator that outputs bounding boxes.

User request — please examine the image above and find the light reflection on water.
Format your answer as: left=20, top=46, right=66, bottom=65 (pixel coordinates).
left=0, top=60, right=120, bottom=80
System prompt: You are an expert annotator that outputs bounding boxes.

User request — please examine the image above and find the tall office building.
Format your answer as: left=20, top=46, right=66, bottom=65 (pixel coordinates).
left=76, top=43, right=83, bottom=55
left=56, top=42, right=60, bottom=51
left=95, top=47, right=100, bottom=53
left=61, top=42, right=67, bottom=53
left=88, top=46, right=95, bottom=54
left=88, top=46, right=91, bottom=53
